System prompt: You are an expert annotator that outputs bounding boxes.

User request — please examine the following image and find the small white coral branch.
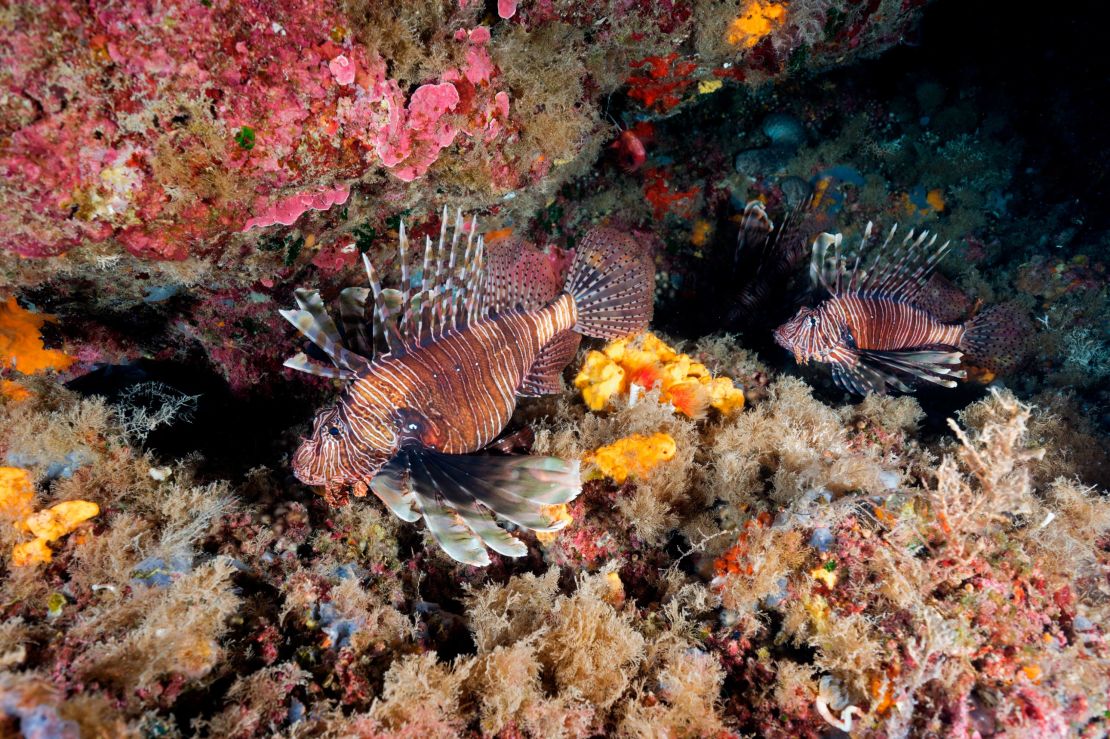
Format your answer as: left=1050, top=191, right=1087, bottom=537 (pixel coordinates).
left=816, top=675, right=862, bottom=732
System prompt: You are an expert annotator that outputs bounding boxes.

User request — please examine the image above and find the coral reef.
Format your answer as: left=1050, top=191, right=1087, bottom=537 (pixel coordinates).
left=3, top=0, right=1110, bottom=736
left=2, top=333, right=1107, bottom=736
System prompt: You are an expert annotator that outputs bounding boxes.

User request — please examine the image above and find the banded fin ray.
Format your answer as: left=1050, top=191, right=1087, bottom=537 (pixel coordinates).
left=367, top=461, right=421, bottom=522
left=280, top=288, right=372, bottom=374
left=409, top=453, right=492, bottom=566
left=283, top=351, right=358, bottom=380
left=387, top=449, right=580, bottom=565
left=858, top=348, right=966, bottom=388
left=519, top=330, right=581, bottom=397
left=429, top=452, right=579, bottom=531
left=809, top=222, right=953, bottom=306
left=407, top=450, right=579, bottom=564
left=380, top=207, right=488, bottom=351
left=832, top=362, right=907, bottom=395
left=410, top=454, right=529, bottom=558
left=283, top=207, right=497, bottom=372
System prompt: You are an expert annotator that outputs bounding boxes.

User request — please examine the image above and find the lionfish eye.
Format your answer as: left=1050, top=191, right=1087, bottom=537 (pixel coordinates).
left=406, top=423, right=418, bottom=431
left=328, top=425, right=341, bottom=437
left=807, top=315, right=819, bottom=328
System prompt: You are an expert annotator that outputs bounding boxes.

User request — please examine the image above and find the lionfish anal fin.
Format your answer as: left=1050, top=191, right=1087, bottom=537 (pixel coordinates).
left=519, top=330, right=581, bottom=397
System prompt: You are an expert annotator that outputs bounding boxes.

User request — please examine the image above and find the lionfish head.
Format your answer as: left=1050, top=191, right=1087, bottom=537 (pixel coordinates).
left=292, top=403, right=394, bottom=488
left=774, top=306, right=825, bottom=365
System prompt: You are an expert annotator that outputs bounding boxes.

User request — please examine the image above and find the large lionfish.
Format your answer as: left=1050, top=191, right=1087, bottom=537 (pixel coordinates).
left=280, top=209, right=654, bottom=565
left=773, top=222, right=1028, bottom=395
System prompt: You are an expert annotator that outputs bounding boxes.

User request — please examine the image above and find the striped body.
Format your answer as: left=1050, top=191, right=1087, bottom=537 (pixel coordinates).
left=347, top=295, right=577, bottom=455
left=772, top=221, right=994, bottom=395
left=777, top=294, right=964, bottom=368
left=824, top=294, right=962, bottom=356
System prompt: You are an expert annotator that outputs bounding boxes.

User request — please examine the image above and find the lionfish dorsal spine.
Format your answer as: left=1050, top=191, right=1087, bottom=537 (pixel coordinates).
left=809, top=232, right=843, bottom=295
left=440, top=207, right=461, bottom=332
left=337, top=287, right=372, bottom=357
left=279, top=289, right=371, bottom=374
left=361, top=253, right=402, bottom=356
left=284, top=208, right=494, bottom=377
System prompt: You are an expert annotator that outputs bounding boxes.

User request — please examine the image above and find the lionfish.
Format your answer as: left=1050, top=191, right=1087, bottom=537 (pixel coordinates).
left=773, top=223, right=1028, bottom=395
left=726, top=199, right=824, bottom=328
left=280, top=209, right=654, bottom=565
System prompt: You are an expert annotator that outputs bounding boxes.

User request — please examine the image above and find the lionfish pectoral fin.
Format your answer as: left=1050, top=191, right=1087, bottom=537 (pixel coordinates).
left=421, top=450, right=579, bottom=525
left=519, top=330, right=582, bottom=397
left=831, top=348, right=913, bottom=395
left=368, top=460, right=421, bottom=523
left=858, top=349, right=965, bottom=389
left=832, top=362, right=894, bottom=395
left=410, top=452, right=528, bottom=565
left=405, top=453, right=491, bottom=565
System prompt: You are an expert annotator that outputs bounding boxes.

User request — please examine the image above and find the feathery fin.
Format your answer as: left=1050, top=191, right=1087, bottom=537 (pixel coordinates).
left=566, top=227, right=655, bottom=339
left=959, top=302, right=1033, bottom=375
left=519, top=330, right=581, bottom=397
left=390, top=449, right=580, bottom=565
left=810, top=223, right=952, bottom=305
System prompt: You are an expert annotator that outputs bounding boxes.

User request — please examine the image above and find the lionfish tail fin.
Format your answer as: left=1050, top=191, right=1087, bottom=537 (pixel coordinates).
left=396, top=450, right=580, bottom=566
left=960, top=302, right=1033, bottom=376
left=565, top=227, right=655, bottom=339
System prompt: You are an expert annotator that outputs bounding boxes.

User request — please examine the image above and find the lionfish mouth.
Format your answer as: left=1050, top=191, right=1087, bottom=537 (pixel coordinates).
left=291, top=442, right=327, bottom=486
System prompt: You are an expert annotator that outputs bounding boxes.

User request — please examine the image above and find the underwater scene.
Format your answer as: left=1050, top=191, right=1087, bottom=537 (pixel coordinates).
left=2, top=0, right=1109, bottom=736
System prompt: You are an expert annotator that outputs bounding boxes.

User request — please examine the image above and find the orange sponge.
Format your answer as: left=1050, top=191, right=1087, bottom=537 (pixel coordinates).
left=0, top=297, right=74, bottom=374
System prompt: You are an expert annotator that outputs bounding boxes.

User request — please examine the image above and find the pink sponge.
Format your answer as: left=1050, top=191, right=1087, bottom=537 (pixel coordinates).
left=243, top=184, right=351, bottom=231
left=375, top=83, right=461, bottom=183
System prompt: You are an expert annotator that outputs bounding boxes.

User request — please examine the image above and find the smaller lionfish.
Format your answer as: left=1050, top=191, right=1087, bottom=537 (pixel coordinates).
left=281, top=209, right=654, bottom=565
left=774, top=222, right=1028, bottom=395
left=726, top=199, right=824, bottom=328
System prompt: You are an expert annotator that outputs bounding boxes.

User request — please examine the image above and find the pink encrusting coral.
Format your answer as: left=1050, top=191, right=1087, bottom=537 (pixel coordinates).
left=0, top=0, right=929, bottom=266
left=0, top=1, right=515, bottom=261
left=243, top=185, right=352, bottom=231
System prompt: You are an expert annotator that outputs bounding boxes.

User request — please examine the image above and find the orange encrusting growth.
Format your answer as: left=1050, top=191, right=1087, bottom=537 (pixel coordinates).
left=574, top=332, right=745, bottom=418
left=1, top=379, right=33, bottom=401
left=727, top=1, right=787, bottom=48
left=0, top=297, right=75, bottom=374
left=586, top=432, right=677, bottom=484
left=0, top=467, right=35, bottom=522
left=8, top=488, right=100, bottom=567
